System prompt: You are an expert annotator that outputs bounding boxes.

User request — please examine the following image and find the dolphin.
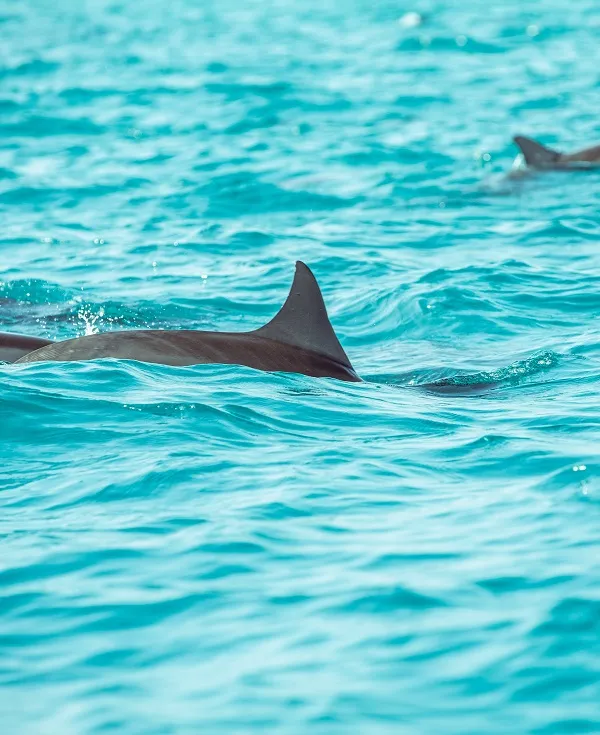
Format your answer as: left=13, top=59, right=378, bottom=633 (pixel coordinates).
left=15, top=262, right=361, bottom=382
left=0, top=332, right=53, bottom=363
left=513, top=135, right=600, bottom=170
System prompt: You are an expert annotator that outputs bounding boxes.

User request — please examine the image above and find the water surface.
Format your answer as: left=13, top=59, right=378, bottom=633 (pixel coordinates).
left=1, top=0, right=599, bottom=732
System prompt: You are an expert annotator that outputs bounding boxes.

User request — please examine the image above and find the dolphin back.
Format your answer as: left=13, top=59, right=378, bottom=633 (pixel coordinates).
left=0, top=332, right=53, bottom=363
left=14, top=263, right=359, bottom=381
left=513, top=135, right=562, bottom=168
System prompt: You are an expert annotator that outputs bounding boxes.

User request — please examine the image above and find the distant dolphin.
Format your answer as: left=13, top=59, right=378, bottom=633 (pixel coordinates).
left=0, top=332, right=53, bottom=363
left=15, top=262, right=361, bottom=382
left=514, top=135, right=600, bottom=170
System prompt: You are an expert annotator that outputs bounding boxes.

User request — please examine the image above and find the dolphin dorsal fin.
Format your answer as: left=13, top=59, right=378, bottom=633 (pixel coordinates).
left=255, top=261, right=354, bottom=369
left=513, top=135, right=561, bottom=167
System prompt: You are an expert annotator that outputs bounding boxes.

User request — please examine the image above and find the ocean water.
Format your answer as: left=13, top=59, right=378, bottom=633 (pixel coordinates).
left=1, top=0, right=600, bottom=732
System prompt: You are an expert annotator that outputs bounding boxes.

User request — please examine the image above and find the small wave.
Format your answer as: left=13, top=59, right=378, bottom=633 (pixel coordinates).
left=372, top=351, right=561, bottom=393
left=397, top=35, right=506, bottom=54
left=197, top=171, right=357, bottom=217
left=0, top=115, right=106, bottom=138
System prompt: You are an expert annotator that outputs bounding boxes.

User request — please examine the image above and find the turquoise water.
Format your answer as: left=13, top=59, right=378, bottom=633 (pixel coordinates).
left=1, top=0, right=600, bottom=732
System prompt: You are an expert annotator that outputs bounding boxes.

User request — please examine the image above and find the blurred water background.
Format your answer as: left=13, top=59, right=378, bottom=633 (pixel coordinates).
left=1, top=0, right=599, bottom=732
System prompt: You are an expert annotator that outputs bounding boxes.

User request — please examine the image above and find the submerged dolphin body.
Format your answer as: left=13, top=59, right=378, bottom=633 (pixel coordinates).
left=16, top=262, right=361, bottom=382
left=514, top=135, right=600, bottom=170
left=0, top=332, right=53, bottom=363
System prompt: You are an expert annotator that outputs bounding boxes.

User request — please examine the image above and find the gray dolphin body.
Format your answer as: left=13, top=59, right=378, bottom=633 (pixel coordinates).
left=0, top=332, right=53, bottom=363
left=15, top=262, right=361, bottom=382
left=514, top=135, right=600, bottom=170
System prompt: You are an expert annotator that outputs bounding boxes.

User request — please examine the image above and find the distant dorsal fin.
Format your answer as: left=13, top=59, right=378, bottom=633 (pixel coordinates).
left=513, top=135, right=562, bottom=167
left=254, top=261, right=354, bottom=369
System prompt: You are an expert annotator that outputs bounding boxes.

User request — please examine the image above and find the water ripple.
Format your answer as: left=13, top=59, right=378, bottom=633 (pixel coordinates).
left=1, top=0, right=600, bottom=732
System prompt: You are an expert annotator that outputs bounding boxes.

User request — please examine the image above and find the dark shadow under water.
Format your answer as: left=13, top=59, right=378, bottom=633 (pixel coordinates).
left=366, top=349, right=560, bottom=396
